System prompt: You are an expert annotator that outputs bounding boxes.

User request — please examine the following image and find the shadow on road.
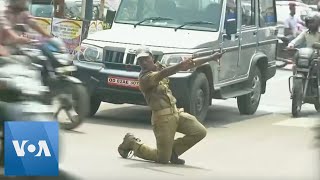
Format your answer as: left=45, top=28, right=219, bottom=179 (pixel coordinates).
left=205, top=104, right=271, bottom=128
left=0, top=169, right=80, bottom=180
left=122, top=158, right=211, bottom=176
left=85, top=103, right=272, bottom=129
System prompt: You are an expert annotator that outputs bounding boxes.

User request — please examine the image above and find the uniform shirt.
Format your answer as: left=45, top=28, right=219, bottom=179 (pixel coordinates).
left=290, top=30, right=320, bottom=48
left=139, top=64, right=177, bottom=111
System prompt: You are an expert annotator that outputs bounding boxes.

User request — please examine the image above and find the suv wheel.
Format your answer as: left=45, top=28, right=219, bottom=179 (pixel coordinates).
left=185, top=72, right=210, bottom=122
left=89, top=97, right=101, bottom=117
left=237, top=66, right=262, bottom=115
left=315, top=102, right=320, bottom=112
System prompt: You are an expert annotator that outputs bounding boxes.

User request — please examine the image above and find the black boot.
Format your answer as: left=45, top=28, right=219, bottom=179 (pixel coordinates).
left=118, top=133, right=141, bottom=158
left=170, top=151, right=185, bottom=165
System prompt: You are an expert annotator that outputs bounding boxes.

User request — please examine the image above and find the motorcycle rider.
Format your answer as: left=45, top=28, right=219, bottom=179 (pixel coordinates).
left=0, top=10, right=30, bottom=56
left=287, top=15, right=320, bottom=49
left=3, top=0, right=52, bottom=38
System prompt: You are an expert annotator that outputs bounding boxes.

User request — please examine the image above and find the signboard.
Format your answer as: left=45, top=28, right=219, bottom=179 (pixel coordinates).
left=51, top=18, right=83, bottom=55
left=26, top=17, right=52, bottom=41
left=96, top=20, right=105, bottom=31
left=88, top=21, right=97, bottom=34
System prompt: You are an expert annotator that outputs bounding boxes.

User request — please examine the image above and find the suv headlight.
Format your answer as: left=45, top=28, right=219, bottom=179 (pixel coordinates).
left=161, top=54, right=192, bottom=66
left=77, top=44, right=103, bottom=62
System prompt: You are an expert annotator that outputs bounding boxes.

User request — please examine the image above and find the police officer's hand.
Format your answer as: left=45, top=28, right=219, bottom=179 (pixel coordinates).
left=180, top=58, right=194, bottom=71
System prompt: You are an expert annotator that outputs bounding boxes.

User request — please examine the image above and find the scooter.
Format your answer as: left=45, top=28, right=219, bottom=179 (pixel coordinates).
left=288, top=43, right=320, bottom=117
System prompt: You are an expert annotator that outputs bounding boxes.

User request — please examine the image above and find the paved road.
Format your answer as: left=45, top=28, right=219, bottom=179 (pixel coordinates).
left=1, top=70, right=320, bottom=180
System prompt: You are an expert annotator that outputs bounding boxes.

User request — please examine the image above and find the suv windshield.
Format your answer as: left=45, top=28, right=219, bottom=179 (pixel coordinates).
left=114, top=0, right=223, bottom=31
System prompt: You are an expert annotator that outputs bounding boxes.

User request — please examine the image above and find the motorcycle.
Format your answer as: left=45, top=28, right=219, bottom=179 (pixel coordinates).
left=0, top=55, right=56, bottom=166
left=12, top=24, right=90, bottom=130
left=288, top=43, right=320, bottom=117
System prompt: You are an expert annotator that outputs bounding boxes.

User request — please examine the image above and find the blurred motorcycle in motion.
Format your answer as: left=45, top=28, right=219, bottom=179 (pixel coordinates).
left=13, top=24, right=90, bottom=130
left=0, top=55, right=56, bottom=166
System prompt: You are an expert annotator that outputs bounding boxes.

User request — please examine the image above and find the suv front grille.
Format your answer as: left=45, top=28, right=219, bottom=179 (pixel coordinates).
left=125, top=53, right=136, bottom=64
left=103, top=48, right=163, bottom=66
left=105, top=50, right=125, bottom=64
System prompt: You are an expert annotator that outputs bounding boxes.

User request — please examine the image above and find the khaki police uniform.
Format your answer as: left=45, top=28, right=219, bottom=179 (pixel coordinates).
left=130, top=63, right=207, bottom=163
left=290, top=30, right=320, bottom=48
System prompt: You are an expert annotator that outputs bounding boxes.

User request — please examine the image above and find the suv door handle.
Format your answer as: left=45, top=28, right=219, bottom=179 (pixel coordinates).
left=253, top=31, right=257, bottom=36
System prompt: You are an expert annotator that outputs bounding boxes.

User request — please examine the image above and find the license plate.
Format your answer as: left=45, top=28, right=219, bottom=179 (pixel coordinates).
left=107, top=76, right=139, bottom=89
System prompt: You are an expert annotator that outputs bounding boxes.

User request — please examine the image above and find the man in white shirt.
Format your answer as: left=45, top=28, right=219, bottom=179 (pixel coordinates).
left=284, top=3, right=305, bottom=39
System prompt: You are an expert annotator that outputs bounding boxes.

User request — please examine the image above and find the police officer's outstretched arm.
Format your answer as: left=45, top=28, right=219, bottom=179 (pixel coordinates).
left=288, top=30, right=306, bottom=48
left=153, top=51, right=224, bottom=82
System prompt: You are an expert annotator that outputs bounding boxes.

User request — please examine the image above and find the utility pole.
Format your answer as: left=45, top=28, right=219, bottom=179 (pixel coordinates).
left=99, top=0, right=105, bottom=19
left=81, top=0, right=86, bottom=19
left=84, top=0, right=93, bottom=21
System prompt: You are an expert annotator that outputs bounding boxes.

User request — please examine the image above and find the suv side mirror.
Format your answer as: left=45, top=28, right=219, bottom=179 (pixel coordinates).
left=225, top=18, right=237, bottom=36
left=105, top=10, right=116, bottom=28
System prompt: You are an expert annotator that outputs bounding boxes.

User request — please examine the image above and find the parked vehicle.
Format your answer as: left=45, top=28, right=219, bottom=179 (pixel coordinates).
left=73, top=0, right=278, bottom=122
left=288, top=43, right=320, bottom=117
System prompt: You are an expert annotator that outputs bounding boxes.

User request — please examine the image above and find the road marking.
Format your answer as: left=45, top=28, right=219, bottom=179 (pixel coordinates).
left=273, top=117, right=320, bottom=128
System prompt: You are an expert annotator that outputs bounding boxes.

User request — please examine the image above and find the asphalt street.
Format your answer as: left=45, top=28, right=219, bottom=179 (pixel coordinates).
left=1, top=69, right=320, bottom=180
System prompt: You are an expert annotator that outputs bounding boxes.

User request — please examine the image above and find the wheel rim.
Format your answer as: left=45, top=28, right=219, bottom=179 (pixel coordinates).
left=250, top=75, right=261, bottom=105
left=195, top=89, right=205, bottom=115
left=53, top=93, right=79, bottom=124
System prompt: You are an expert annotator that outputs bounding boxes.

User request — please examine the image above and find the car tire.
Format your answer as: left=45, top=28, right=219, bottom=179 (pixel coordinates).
left=237, top=66, right=262, bottom=115
left=89, top=97, right=101, bottom=117
left=185, top=72, right=210, bottom=123
left=314, top=102, right=320, bottom=112
left=316, top=79, right=320, bottom=112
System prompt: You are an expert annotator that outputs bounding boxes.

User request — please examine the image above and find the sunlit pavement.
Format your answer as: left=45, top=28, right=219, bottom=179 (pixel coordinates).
left=1, top=69, right=320, bottom=180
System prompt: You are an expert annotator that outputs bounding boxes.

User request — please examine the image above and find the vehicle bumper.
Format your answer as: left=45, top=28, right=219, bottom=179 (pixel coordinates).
left=73, top=61, right=193, bottom=106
